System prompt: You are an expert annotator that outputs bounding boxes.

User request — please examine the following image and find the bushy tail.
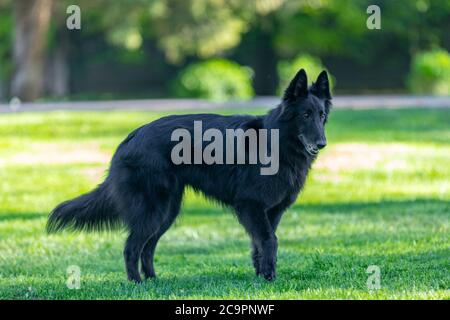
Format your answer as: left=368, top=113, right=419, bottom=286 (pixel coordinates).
left=47, top=183, right=121, bottom=233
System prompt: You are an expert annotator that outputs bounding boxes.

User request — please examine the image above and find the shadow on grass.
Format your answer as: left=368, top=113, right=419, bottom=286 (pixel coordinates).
left=180, top=198, right=449, bottom=217
left=0, top=212, right=48, bottom=222
left=290, top=198, right=449, bottom=215
left=1, top=198, right=447, bottom=222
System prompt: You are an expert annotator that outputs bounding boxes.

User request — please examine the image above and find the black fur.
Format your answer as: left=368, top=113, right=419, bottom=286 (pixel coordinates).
left=47, top=69, right=332, bottom=282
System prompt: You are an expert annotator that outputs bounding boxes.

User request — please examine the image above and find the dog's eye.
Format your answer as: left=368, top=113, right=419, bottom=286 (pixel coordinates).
left=303, top=112, right=311, bottom=119
left=320, top=112, right=326, bottom=120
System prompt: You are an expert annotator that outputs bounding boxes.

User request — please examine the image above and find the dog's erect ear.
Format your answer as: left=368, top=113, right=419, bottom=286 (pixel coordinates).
left=310, top=70, right=331, bottom=100
left=283, top=69, right=308, bottom=102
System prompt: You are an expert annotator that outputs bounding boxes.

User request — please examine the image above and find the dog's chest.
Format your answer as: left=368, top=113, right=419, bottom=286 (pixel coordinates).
left=280, top=161, right=309, bottom=191
left=255, top=162, right=309, bottom=207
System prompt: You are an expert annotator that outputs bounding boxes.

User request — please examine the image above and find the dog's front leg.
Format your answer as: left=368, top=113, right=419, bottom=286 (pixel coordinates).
left=236, top=202, right=277, bottom=281
left=251, top=240, right=261, bottom=276
left=258, top=234, right=277, bottom=281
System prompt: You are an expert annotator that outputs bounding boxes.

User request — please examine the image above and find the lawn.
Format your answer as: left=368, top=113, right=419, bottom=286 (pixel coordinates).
left=0, top=107, right=448, bottom=299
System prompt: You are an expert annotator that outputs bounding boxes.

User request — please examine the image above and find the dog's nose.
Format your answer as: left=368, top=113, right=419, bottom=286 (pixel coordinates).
left=316, top=140, right=327, bottom=149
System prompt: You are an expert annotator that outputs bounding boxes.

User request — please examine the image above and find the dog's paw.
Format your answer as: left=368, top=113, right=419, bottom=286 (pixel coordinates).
left=260, top=264, right=276, bottom=281
left=142, top=269, right=156, bottom=280
left=128, top=274, right=143, bottom=284
left=263, top=271, right=276, bottom=281
left=253, top=262, right=261, bottom=276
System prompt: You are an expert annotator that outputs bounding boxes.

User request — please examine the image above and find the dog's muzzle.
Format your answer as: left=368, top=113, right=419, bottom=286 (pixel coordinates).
left=299, top=134, right=320, bottom=156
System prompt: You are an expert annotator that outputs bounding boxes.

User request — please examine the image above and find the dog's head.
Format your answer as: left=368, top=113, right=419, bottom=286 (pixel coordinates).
left=279, top=69, right=332, bottom=156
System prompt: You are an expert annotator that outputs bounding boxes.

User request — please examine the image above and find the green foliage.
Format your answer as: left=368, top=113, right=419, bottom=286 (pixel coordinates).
left=0, top=108, right=449, bottom=299
left=274, top=0, right=367, bottom=58
left=149, top=0, right=286, bottom=63
left=277, top=54, right=335, bottom=94
left=274, top=0, right=450, bottom=63
left=173, top=59, right=254, bottom=101
left=150, top=0, right=245, bottom=63
left=0, top=6, right=12, bottom=80
left=407, top=48, right=450, bottom=95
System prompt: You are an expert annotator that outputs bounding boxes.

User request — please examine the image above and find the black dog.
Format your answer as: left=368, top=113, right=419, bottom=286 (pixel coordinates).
left=47, top=69, right=332, bottom=282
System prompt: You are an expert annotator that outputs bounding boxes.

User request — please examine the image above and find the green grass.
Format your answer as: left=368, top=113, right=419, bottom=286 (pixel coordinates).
left=0, top=107, right=449, bottom=299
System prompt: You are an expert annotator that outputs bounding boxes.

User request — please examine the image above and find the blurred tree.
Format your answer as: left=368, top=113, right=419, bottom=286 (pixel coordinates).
left=62, top=0, right=287, bottom=95
left=274, top=1, right=367, bottom=59
left=84, top=0, right=285, bottom=63
left=44, top=1, right=71, bottom=97
left=273, top=0, right=450, bottom=91
left=11, top=0, right=53, bottom=101
left=274, top=0, right=450, bottom=60
left=147, top=0, right=289, bottom=94
left=0, top=0, right=449, bottom=101
left=0, top=0, right=12, bottom=100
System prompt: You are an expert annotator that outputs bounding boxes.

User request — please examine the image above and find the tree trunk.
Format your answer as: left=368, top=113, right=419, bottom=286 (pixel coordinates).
left=251, top=29, right=278, bottom=96
left=11, top=0, right=53, bottom=102
left=45, top=1, right=69, bottom=98
left=233, top=16, right=279, bottom=96
left=45, top=43, right=69, bottom=97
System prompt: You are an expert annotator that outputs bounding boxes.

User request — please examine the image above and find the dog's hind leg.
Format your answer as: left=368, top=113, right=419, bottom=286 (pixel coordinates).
left=122, top=191, right=158, bottom=283
left=124, top=230, right=149, bottom=283
left=122, top=181, right=172, bottom=283
left=140, top=185, right=183, bottom=279
left=124, top=194, right=171, bottom=283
